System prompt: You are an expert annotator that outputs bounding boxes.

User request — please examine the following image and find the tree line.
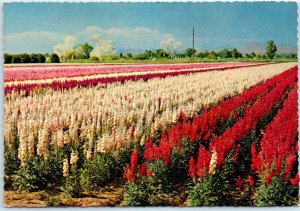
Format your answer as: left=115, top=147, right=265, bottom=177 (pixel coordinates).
left=4, top=53, right=60, bottom=64
left=4, top=40, right=297, bottom=64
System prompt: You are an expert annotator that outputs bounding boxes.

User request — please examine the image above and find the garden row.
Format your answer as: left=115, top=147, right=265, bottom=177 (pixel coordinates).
left=122, top=65, right=298, bottom=206
left=5, top=62, right=268, bottom=95
left=4, top=64, right=297, bottom=206
left=5, top=62, right=261, bottom=82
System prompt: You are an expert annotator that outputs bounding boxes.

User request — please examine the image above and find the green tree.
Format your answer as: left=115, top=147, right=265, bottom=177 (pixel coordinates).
left=50, top=54, right=60, bottom=63
left=37, top=54, right=46, bottom=63
left=230, top=48, right=242, bottom=58
left=184, top=48, right=197, bottom=58
left=145, top=50, right=154, bottom=59
left=20, top=54, right=30, bottom=63
left=80, top=42, right=94, bottom=59
left=11, top=55, right=21, bottom=63
left=197, top=51, right=208, bottom=58
left=30, top=54, right=38, bottom=63
left=207, top=51, right=217, bottom=60
left=265, top=40, right=277, bottom=59
left=219, top=49, right=231, bottom=58
left=155, top=49, right=168, bottom=58
left=4, top=54, right=12, bottom=64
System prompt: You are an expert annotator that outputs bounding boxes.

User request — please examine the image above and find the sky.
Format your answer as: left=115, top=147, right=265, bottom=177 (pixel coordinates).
left=4, top=2, right=298, bottom=54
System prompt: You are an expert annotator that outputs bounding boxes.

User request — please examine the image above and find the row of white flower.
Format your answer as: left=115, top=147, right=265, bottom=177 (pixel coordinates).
left=5, top=62, right=296, bottom=165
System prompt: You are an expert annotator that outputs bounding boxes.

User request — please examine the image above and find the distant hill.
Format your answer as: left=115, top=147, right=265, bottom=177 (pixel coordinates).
left=238, top=43, right=297, bottom=54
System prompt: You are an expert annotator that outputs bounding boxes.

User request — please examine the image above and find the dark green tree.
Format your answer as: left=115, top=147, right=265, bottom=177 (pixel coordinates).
left=80, top=42, right=94, bottom=59
left=20, top=54, right=30, bottom=63
left=219, top=49, right=231, bottom=58
left=266, top=40, right=277, bottom=59
left=50, top=54, right=60, bottom=63
left=230, top=48, right=242, bottom=58
left=11, top=55, right=21, bottom=63
left=145, top=50, right=154, bottom=59
left=4, top=54, right=12, bottom=64
left=184, top=48, right=197, bottom=58
left=197, top=51, right=208, bottom=58
left=36, top=54, right=46, bottom=63
left=155, top=49, right=168, bottom=58
left=30, top=54, right=38, bottom=63
left=207, top=51, right=217, bottom=59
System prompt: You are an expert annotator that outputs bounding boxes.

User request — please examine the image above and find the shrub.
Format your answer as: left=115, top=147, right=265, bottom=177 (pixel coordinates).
left=79, top=153, right=117, bottom=193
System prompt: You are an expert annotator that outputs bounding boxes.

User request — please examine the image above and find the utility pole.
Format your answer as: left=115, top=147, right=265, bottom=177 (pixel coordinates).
left=192, top=26, right=195, bottom=61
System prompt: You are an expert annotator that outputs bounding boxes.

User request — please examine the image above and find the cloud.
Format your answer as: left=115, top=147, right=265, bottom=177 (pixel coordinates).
left=4, top=31, right=66, bottom=53
left=4, top=26, right=180, bottom=53
left=77, top=26, right=176, bottom=50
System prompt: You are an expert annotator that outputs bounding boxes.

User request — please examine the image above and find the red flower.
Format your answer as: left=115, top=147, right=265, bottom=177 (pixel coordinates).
left=203, top=131, right=211, bottom=141
left=237, top=176, right=243, bottom=192
left=290, top=173, right=299, bottom=187
left=196, top=146, right=211, bottom=179
left=248, top=176, right=255, bottom=187
left=265, top=171, right=275, bottom=185
left=130, top=148, right=138, bottom=174
left=140, top=163, right=147, bottom=176
left=285, top=154, right=296, bottom=176
left=233, top=145, right=240, bottom=163
left=147, top=169, right=153, bottom=177
left=189, top=156, right=196, bottom=180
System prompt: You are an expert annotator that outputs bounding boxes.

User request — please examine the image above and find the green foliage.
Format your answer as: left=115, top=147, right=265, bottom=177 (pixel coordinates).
left=4, top=53, right=12, bottom=64
left=11, top=54, right=21, bottom=63
left=266, top=40, right=277, bottom=59
left=90, top=56, right=99, bottom=62
left=188, top=155, right=237, bottom=206
left=147, top=160, right=170, bottom=191
left=79, top=153, right=117, bottom=193
left=207, top=51, right=217, bottom=60
left=123, top=173, right=166, bottom=206
left=12, top=166, right=38, bottom=192
left=188, top=176, right=219, bottom=206
left=11, top=147, right=64, bottom=192
left=219, top=49, right=231, bottom=58
left=62, top=166, right=82, bottom=198
left=80, top=42, right=94, bottom=59
left=230, top=48, right=243, bottom=58
left=50, top=53, right=60, bottom=63
left=253, top=176, right=296, bottom=206
left=184, top=48, right=197, bottom=58
left=124, top=178, right=149, bottom=206
left=4, top=143, right=20, bottom=176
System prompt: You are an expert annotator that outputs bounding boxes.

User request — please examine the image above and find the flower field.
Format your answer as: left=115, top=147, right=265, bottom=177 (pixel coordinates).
left=4, top=62, right=298, bottom=206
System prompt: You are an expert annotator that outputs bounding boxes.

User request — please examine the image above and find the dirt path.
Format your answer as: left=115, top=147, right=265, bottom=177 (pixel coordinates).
left=4, top=180, right=126, bottom=207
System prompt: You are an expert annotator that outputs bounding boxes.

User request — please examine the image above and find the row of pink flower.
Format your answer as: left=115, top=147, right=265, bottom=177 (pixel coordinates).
left=123, top=66, right=296, bottom=183
left=4, top=62, right=263, bottom=82
left=4, top=63, right=266, bottom=96
left=251, top=84, right=298, bottom=186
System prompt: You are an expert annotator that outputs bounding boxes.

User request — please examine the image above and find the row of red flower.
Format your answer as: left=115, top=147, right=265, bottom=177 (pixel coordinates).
left=206, top=66, right=297, bottom=168
left=190, top=66, right=297, bottom=181
left=5, top=63, right=267, bottom=96
left=123, top=66, right=297, bottom=183
left=251, top=84, right=298, bottom=186
left=4, top=62, right=262, bottom=82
